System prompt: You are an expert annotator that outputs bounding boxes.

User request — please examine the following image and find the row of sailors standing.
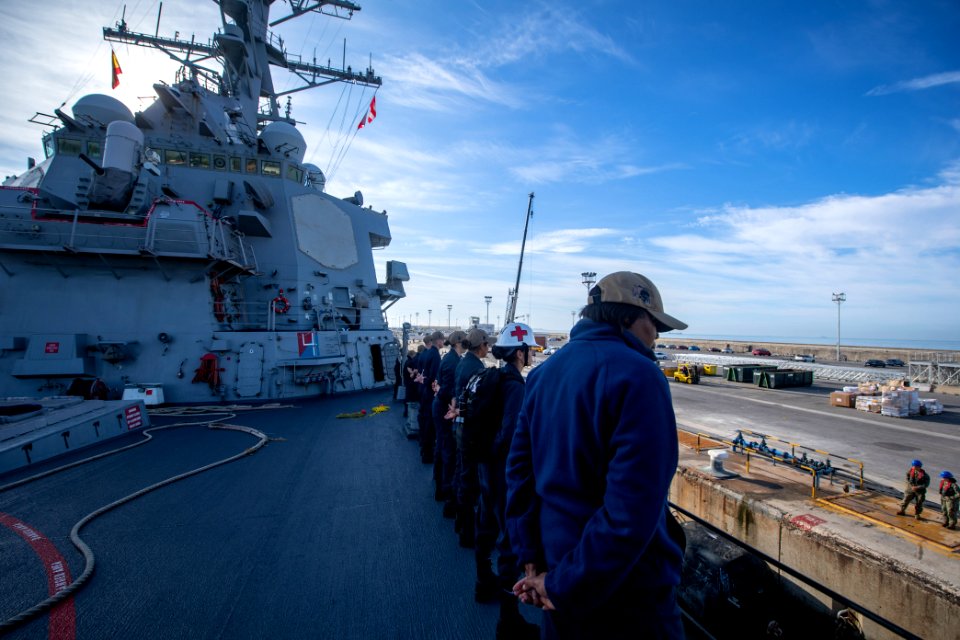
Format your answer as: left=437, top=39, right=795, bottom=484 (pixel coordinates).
left=404, top=325, right=541, bottom=639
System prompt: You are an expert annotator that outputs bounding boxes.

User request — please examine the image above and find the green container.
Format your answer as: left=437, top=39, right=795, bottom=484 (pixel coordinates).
left=758, top=369, right=814, bottom=388
left=726, top=365, right=778, bottom=383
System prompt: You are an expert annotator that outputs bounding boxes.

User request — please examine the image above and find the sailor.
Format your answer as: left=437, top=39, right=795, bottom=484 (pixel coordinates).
left=479, top=322, right=540, bottom=639
left=939, top=471, right=958, bottom=529
left=452, top=327, right=492, bottom=548
left=417, top=331, right=444, bottom=464
left=506, top=271, right=688, bottom=639
left=404, top=346, right=424, bottom=439
left=434, top=330, right=467, bottom=507
left=897, top=459, right=930, bottom=520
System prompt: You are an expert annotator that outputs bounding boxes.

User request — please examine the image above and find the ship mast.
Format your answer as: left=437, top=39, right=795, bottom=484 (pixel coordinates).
left=102, top=0, right=381, bottom=128
left=504, top=192, right=535, bottom=325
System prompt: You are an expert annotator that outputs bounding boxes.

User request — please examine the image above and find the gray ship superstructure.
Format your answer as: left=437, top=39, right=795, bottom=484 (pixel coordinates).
left=0, top=0, right=408, bottom=404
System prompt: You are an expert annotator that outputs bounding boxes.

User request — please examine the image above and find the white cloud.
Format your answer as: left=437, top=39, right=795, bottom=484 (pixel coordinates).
left=866, top=70, right=960, bottom=96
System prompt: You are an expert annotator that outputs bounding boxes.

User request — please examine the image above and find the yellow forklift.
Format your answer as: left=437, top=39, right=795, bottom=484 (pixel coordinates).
left=674, top=363, right=701, bottom=384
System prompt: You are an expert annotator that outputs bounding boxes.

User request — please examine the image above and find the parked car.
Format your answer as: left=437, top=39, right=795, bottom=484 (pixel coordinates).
left=752, top=348, right=771, bottom=356
left=793, top=354, right=815, bottom=362
left=864, top=359, right=886, bottom=368
left=677, top=345, right=689, bottom=350
left=688, top=345, right=701, bottom=351
left=885, top=358, right=905, bottom=367
left=666, top=344, right=678, bottom=349
left=656, top=343, right=666, bottom=349
left=655, top=351, right=670, bottom=360
left=543, top=347, right=559, bottom=355
left=721, top=348, right=734, bottom=354
left=709, top=347, right=721, bottom=353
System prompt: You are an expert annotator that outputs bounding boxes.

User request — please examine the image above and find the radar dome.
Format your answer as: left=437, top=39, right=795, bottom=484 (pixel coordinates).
left=302, top=163, right=326, bottom=191
left=260, top=122, right=306, bottom=163
left=72, top=94, right=135, bottom=126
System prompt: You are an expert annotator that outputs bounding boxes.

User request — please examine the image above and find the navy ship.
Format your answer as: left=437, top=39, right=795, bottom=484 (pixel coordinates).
left=0, top=0, right=407, bottom=405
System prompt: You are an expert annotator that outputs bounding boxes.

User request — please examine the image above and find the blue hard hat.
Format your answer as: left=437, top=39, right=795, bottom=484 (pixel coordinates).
left=911, top=459, right=922, bottom=467
left=941, top=471, right=954, bottom=479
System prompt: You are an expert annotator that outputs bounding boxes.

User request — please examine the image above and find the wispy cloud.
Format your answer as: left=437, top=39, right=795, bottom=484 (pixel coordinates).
left=866, top=70, right=960, bottom=96
left=469, top=5, right=634, bottom=69
left=484, top=228, right=618, bottom=256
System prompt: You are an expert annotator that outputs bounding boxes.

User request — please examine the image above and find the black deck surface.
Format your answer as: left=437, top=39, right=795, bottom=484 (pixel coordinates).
left=0, top=391, right=534, bottom=639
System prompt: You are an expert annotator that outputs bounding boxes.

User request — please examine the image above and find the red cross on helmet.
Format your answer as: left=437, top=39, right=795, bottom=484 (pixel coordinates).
left=495, top=322, right=537, bottom=348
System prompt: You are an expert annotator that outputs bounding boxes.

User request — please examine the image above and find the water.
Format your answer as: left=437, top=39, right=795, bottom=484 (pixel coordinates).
left=667, top=333, right=960, bottom=352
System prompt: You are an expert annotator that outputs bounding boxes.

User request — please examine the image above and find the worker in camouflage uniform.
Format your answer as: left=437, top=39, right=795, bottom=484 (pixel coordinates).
left=896, top=459, right=930, bottom=520
left=939, top=471, right=958, bottom=529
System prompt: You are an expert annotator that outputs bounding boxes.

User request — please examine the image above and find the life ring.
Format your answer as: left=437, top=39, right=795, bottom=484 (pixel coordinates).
left=273, top=288, right=290, bottom=314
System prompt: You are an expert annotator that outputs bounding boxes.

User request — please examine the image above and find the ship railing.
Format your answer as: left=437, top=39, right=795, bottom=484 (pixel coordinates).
left=0, top=205, right=254, bottom=273
left=687, top=429, right=865, bottom=499
left=670, top=503, right=921, bottom=640
left=215, top=299, right=371, bottom=334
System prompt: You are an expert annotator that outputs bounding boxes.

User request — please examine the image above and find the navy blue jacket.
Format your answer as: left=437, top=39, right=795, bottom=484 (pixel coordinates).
left=505, top=319, right=682, bottom=617
left=434, top=348, right=462, bottom=413
left=454, top=351, right=486, bottom=401
left=418, top=345, right=441, bottom=405
left=493, top=363, right=525, bottom=462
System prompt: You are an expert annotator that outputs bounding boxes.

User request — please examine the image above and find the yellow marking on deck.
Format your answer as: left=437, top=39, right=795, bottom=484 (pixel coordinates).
left=818, top=491, right=960, bottom=553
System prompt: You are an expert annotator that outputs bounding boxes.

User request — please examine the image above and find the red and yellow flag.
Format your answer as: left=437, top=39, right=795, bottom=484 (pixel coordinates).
left=111, top=49, right=123, bottom=89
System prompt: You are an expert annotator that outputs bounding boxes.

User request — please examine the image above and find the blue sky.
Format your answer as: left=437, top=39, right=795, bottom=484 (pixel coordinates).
left=1, top=1, right=959, bottom=344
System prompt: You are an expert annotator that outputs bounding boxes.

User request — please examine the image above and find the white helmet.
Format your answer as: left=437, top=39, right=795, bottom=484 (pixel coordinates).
left=495, top=322, right=537, bottom=349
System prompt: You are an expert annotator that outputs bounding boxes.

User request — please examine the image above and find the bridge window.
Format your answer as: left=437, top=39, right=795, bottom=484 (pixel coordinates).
left=213, top=155, right=227, bottom=171
left=286, top=165, right=303, bottom=183
left=189, top=152, right=210, bottom=168
left=261, top=160, right=281, bottom=177
left=43, top=136, right=54, bottom=159
left=57, top=138, right=83, bottom=156
left=164, top=150, right=187, bottom=165
left=87, top=141, right=102, bottom=159
left=245, top=158, right=258, bottom=173
left=229, top=157, right=242, bottom=172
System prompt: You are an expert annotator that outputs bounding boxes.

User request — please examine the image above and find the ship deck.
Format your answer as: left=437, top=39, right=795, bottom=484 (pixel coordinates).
left=0, top=391, right=535, bottom=639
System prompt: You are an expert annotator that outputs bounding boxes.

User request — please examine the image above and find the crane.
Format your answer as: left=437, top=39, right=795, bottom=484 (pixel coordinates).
left=504, top=193, right=535, bottom=325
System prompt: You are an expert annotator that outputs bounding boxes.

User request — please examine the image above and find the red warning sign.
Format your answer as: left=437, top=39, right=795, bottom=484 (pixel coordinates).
left=44, top=342, right=60, bottom=354
left=124, top=405, right=143, bottom=430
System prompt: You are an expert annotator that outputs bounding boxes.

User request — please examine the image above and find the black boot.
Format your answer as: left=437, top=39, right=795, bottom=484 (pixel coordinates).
left=474, top=551, right=499, bottom=603
left=496, top=590, right=540, bottom=639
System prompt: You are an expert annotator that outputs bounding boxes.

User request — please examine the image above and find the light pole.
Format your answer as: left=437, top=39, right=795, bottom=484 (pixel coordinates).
left=484, top=296, right=492, bottom=325
left=581, top=271, right=597, bottom=292
left=447, top=304, right=452, bottom=328
left=832, top=292, right=846, bottom=361
left=415, top=311, right=419, bottom=327
left=571, top=310, right=576, bottom=327
left=428, top=309, right=432, bottom=327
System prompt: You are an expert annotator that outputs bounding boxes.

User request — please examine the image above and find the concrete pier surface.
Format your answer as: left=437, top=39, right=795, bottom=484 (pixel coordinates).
left=671, top=374, right=960, bottom=640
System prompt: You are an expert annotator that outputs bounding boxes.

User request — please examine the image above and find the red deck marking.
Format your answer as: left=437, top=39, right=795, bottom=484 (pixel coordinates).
left=0, top=513, right=76, bottom=640
left=791, top=513, right=827, bottom=531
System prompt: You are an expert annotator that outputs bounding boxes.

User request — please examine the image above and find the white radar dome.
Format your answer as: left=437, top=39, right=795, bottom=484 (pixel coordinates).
left=72, top=94, right=135, bottom=126
left=260, top=121, right=306, bottom=163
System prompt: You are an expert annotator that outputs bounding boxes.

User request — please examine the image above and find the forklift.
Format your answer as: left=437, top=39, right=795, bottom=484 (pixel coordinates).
left=674, top=363, right=701, bottom=384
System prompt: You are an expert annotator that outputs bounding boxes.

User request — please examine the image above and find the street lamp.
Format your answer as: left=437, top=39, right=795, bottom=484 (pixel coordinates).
left=428, top=309, right=432, bottom=327
left=571, top=310, right=576, bottom=327
left=447, top=304, right=453, bottom=328
left=832, top=293, right=846, bottom=361
left=484, top=296, right=492, bottom=325
left=581, top=271, right=597, bottom=292
left=415, top=311, right=419, bottom=327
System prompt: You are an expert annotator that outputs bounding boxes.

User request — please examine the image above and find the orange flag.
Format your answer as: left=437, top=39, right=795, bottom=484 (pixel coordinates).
left=111, top=49, right=123, bottom=89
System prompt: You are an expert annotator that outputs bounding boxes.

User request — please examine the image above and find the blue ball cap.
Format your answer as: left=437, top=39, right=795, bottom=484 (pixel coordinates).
left=911, top=459, right=922, bottom=467
left=941, top=471, right=954, bottom=479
